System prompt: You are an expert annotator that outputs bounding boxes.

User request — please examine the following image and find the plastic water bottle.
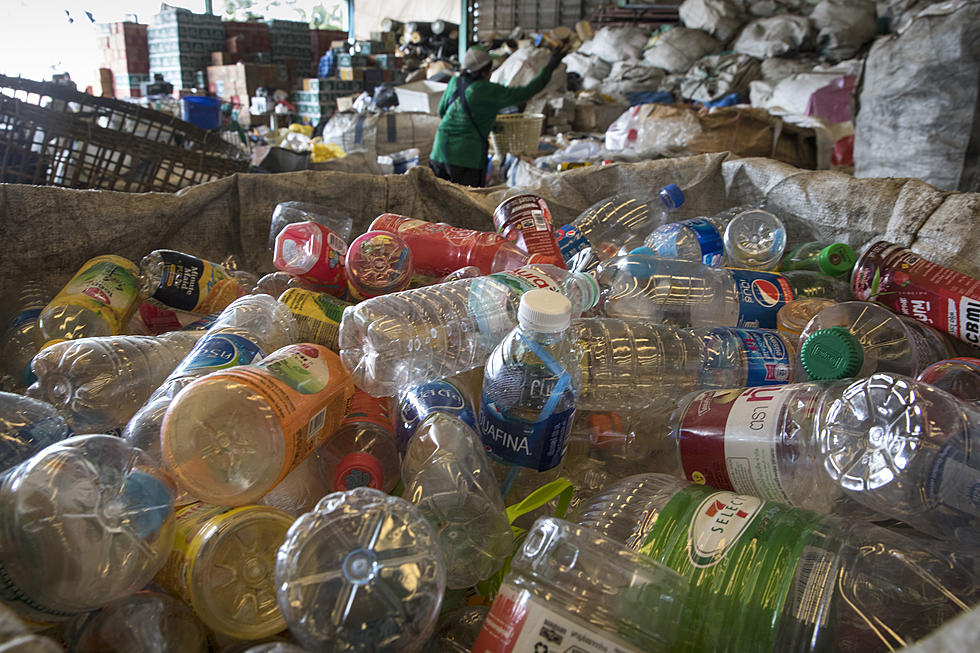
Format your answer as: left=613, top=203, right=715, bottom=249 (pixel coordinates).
left=344, top=230, right=415, bottom=300
left=574, top=319, right=803, bottom=411
left=269, top=201, right=352, bottom=251
left=27, top=331, right=201, bottom=434
left=401, top=412, right=513, bottom=589
left=155, top=502, right=295, bottom=639
left=273, top=221, right=349, bottom=297
left=395, top=377, right=479, bottom=454
left=780, top=241, right=857, bottom=277
left=0, top=392, right=70, bottom=472
left=369, top=213, right=534, bottom=277
left=479, top=289, right=582, bottom=502
left=122, top=294, right=297, bottom=468
left=161, top=344, right=354, bottom=506
left=645, top=207, right=786, bottom=269
left=315, top=389, right=400, bottom=494
left=339, top=264, right=599, bottom=397
left=140, top=249, right=242, bottom=315
left=917, top=357, right=980, bottom=405
left=555, top=186, right=685, bottom=262
left=776, top=297, right=836, bottom=345
left=493, top=194, right=566, bottom=268
left=275, top=488, right=446, bottom=652
left=0, top=434, right=175, bottom=624
left=797, top=300, right=952, bottom=380
left=253, top=271, right=314, bottom=297
left=39, top=255, right=141, bottom=343
left=473, top=517, right=689, bottom=653
left=259, top=448, right=332, bottom=517
left=66, top=590, right=210, bottom=653
left=0, top=281, right=46, bottom=391
left=575, top=473, right=977, bottom=652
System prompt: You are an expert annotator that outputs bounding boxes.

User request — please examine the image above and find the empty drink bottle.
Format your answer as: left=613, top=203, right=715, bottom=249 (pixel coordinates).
left=269, top=201, right=352, bottom=251
left=273, top=221, right=349, bottom=296
left=776, top=297, right=836, bottom=345
left=132, top=297, right=212, bottom=335
left=493, top=194, right=565, bottom=268
left=162, top=344, right=354, bottom=506
left=780, top=241, right=857, bottom=277
left=278, top=287, right=351, bottom=353
left=395, top=377, right=478, bottom=454
left=917, top=357, right=980, bottom=405
left=316, top=389, right=400, bottom=493
left=67, top=591, right=209, bottom=653
left=275, top=488, right=446, bottom=653
left=344, top=230, right=415, bottom=300
left=0, top=392, right=70, bottom=472
left=0, top=281, right=46, bottom=391
left=645, top=207, right=786, bottom=269
left=140, top=250, right=242, bottom=315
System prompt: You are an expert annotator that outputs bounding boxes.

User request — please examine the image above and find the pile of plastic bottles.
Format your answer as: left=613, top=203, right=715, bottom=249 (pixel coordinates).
left=2, top=189, right=980, bottom=653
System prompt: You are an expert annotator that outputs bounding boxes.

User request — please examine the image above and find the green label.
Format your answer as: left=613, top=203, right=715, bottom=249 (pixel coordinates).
left=257, top=344, right=330, bottom=395
left=64, top=259, right=140, bottom=313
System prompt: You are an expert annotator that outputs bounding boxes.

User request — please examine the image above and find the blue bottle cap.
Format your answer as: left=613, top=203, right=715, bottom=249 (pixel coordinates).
left=660, top=184, right=685, bottom=209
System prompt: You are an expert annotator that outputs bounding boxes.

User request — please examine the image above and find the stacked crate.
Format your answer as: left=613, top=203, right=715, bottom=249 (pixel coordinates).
left=267, top=19, right=312, bottom=84
left=148, top=7, right=225, bottom=91
left=311, top=29, right=347, bottom=74
left=224, top=21, right=272, bottom=60
left=95, top=22, right=149, bottom=98
left=292, top=78, right=363, bottom=124
left=208, top=63, right=290, bottom=112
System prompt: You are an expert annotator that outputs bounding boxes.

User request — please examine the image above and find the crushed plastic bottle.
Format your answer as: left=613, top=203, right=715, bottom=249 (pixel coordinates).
left=269, top=201, right=352, bottom=251
left=780, top=241, right=857, bottom=277
left=278, top=287, right=351, bottom=352
left=140, top=249, right=243, bottom=315
left=917, top=357, right=980, bottom=405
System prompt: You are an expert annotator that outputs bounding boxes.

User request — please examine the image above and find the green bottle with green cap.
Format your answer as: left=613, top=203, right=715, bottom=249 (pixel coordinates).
left=780, top=242, right=857, bottom=278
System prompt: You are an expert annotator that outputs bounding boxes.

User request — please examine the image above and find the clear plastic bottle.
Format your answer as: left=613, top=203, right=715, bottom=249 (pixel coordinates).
left=493, top=193, right=566, bottom=268
left=259, top=448, right=332, bottom=517
left=0, top=281, right=46, bottom=391
left=38, top=255, right=141, bottom=343
left=472, top=517, right=689, bottom=653
left=273, top=221, right=349, bottom=297
left=269, top=201, right=352, bottom=251
left=315, top=389, right=400, bottom=494
left=0, top=602, right=64, bottom=652
left=28, top=331, right=201, bottom=434
left=253, top=271, right=311, bottom=297
left=0, top=434, right=175, bottom=624
left=155, top=502, right=295, bottom=640
left=575, top=473, right=978, bottom=652
left=344, top=230, right=415, bottom=300
left=122, top=294, right=297, bottom=468
left=917, top=357, right=980, bottom=405
left=780, top=241, right=858, bottom=277
left=425, top=606, right=489, bottom=653
left=776, top=297, right=836, bottom=346
left=161, top=344, right=354, bottom=506
left=479, top=289, right=582, bottom=502
left=401, top=412, right=513, bottom=589
left=555, top=186, right=685, bottom=262
left=339, top=264, right=599, bottom=397
left=645, top=207, right=786, bottom=269
left=395, top=376, right=479, bottom=454
left=0, top=391, right=70, bottom=473
left=781, top=269, right=853, bottom=301
left=798, top=300, right=952, bottom=380
left=275, top=488, right=446, bottom=653
left=139, top=249, right=242, bottom=315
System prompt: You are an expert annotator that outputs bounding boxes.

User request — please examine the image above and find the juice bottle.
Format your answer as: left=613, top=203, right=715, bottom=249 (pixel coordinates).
left=492, top=194, right=566, bottom=269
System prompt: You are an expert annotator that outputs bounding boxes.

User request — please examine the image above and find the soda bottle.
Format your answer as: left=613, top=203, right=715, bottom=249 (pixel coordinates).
left=28, top=331, right=201, bottom=434
left=401, top=412, right=513, bottom=589
left=555, top=186, right=685, bottom=262
left=473, top=517, right=689, bottom=653
left=575, top=473, right=977, bottom=652
left=344, top=230, right=415, bottom=300
left=139, top=249, right=242, bottom=315
left=781, top=269, right=853, bottom=301
left=0, top=391, right=70, bottom=472
left=776, top=297, right=836, bottom=345
left=268, top=201, right=352, bottom=251
left=0, top=434, right=175, bottom=624
left=274, top=488, right=446, bottom=652
left=853, top=240, right=980, bottom=346
left=161, top=344, right=354, bottom=506
left=369, top=213, right=534, bottom=276
left=645, top=207, right=786, bottom=269
left=0, top=281, right=46, bottom=391
left=273, top=221, right=349, bottom=296
left=316, top=389, right=400, bottom=494
left=155, top=502, right=295, bottom=639
left=38, top=255, right=141, bottom=343
left=780, top=241, right=858, bottom=277
left=492, top=194, right=565, bottom=268
left=798, top=300, right=952, bottom=380
left=479, top=289, right=582, bottom=502
left=395, top=376, right=479, bottom=454
left=917, top=357, right=980, bottom=405
left=278, top=287, right=351, bottom=352
left=339, top=264, right=599, bottom=397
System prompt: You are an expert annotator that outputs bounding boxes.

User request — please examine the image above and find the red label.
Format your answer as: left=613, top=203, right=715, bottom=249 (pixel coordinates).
left=332, top=452, right=385, bottom=491
left=472, top=584, right=529, bottom=653
left=678, top=390, right=737, bottom=491
left=492, top=195, right=566, bottom=270
left=370, top=213, right=509, bottom=275
left=138, top=300, right=185, bottom=334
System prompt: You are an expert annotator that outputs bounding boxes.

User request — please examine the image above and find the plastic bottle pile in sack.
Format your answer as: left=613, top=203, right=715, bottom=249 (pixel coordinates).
left=3, top=193, right=980, bottom=652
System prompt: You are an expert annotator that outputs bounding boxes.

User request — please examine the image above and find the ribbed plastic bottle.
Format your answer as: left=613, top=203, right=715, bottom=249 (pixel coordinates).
left=917, top=357, right=980, bottom=405
left=780, top=241, right=858, bottom=277
left=161, top=344, right=354, bottom=506
left=275, top=488, right=446, bottom=653
left=154, top=502, right=295, bottom=639
left=139, top=249, right=242, bottom=316
left=575, top=473, right=977, bottom=653
left=473, top=517, right=689, bottom=653
left=273, top=221, right=349, bottom=296
left=0, top=434, right=176, bottom=625
left=38, top=255, right=141, bottom=343
left=776, top=297, right=836, bottom=345
left=0, top=391, right=70, bottom=473
left=28, top=331, right=201, bottom=434
left=122, top=294, right=297, bottom=466
left=0, top=280, right=46, bottom=391
left=339, top=264, right=599, bottom=397
left=401, top=412, right=513, bottom=589
left=797, top=300, right=952, bottom=381
left=645, top=207, right=786, bottom=269
left=479, top=289, right=582, bottom=502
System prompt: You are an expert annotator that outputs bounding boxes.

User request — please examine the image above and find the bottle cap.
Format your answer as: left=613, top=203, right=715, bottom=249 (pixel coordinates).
left=659, top=184, right=685, bottom=209
left=817, top=243, right=858, bottom=277
left=800, top=327, right=864, bottom=380
left=518, top=288, right=572, bottom=332
left=570, top=271, right=600, bottom=311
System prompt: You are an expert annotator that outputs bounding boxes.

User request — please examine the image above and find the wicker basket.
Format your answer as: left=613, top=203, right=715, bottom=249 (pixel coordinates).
left=490, top=113, right=545, bottom=157
left=0, top=75, right=249, bottom=192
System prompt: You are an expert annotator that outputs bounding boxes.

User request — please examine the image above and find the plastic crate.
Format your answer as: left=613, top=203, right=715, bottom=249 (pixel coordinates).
left=490, top=113, right=545, bottom=156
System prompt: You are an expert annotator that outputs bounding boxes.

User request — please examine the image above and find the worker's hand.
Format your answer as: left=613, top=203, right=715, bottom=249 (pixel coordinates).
left=546, top=43, right=568, bottom=71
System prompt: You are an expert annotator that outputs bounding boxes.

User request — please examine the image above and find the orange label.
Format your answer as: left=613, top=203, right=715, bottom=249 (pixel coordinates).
left=341, top=389, right=393, bottom=431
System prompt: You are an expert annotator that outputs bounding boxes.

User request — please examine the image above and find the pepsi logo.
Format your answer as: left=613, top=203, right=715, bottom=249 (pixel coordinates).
left=751, top=279, right=783, bottom=308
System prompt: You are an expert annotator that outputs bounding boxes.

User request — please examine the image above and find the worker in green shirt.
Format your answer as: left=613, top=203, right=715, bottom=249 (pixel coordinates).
left=429, top=45, right=566, bottom=187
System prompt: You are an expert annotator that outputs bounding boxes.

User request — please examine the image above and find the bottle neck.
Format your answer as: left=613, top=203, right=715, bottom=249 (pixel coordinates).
left=517, top=325, right=568, bottom=345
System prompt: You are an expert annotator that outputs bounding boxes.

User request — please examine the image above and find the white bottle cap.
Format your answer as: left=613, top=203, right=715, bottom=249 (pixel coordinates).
left=518, top=288, right=572, bottom=333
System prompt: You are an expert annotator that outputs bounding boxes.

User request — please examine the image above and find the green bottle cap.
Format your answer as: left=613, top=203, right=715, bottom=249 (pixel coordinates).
left=817, top=243, right=858, bottom=277
left=800, top=327, right=864, bottom=380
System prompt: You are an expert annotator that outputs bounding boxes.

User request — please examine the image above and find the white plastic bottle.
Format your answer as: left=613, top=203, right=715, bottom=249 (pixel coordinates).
left=0, top=281, right=46, bottom=391
left=339, top=264, right=599, bottom=397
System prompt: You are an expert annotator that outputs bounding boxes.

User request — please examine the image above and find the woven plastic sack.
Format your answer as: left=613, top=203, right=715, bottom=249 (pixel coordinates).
left=643, top=26, right=723, bottom=74
left=577, top=26, right=650, bottom=63
left=810, top=0, right=877, bottom=60
left=732, top=16, right=814, bottom=59
left=599, top=62, right=666, bottom=98
left=490, top=46, right=567, bottom=97
left=680, top=53, right=762, bottom=102
left=679, top=0, right=745, bottom=42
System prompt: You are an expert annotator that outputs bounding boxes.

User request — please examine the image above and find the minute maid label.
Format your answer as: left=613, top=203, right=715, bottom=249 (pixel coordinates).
left=728, top=269, right=795, bottom=329
left=51, top=255, right=140, bottom=334
left=150, top=250, right=239, bottom=314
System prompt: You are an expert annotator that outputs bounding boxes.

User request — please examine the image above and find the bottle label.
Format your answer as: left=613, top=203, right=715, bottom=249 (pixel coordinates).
left=138, top=299, right=199, bottom=335
left=492, top=195, right=566, bottom=268
left=729, top=269, right=795, bottom=329
left=678, top=386, right=795, bottom=505
left=173, top=332, right=264, bottom=376
left=680, top=218, right=725, bottom=265
left=927, top=439, right=980, bottom=521
left=555, top=224, right=591, bottom=262
left=151, top=251, right=239, bottom=314
left=479, top=395, right=575, bottom=472
left=279, top=288, right=350, bottom=352
left=473, top=581, right=644, bottom=653
left=724, top=328, right=793, bottom=386
left=853, top=241, right=980, bottom=345
left=279, top=223, right=348, bottom=295
left=396, top=379, right=477, bottom=453
left=50, top=255, right=140, bottom=334
left=469, top=266, right=562, bottom=338
left=341, top=390, right=392, bottom=430
left=216, top=345, right=353, bottom=484
left=373, top=213, right=507, bottom=276
left=333, top=452, right=385, bottom=491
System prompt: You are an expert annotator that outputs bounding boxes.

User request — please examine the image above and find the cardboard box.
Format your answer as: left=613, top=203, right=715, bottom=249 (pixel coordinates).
left=336, top=93, right=361, bottom=112
left=338, top=66, right=364, bottom=81
left=371, top=54, right=402, bottom=70
left=337, top=53, right=368, bottom=68
left=393, top=80, right=447, bottom=115
left=211, top=52, right=244, bottom=65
